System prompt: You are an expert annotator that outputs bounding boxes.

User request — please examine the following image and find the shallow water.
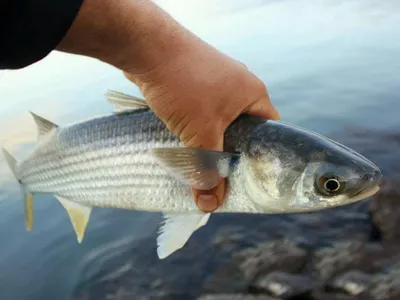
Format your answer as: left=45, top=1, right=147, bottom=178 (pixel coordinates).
left=0, top=0, right=399, bottom=299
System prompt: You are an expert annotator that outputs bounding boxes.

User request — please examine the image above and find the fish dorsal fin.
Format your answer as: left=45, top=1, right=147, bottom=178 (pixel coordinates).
left=29, top=112, right=59, bottom=140
left=157, top=212, right=210, bottom=259
left=151, top=147, right=239, bottom=190
left=105, top=90, right=149, bottom=112
left=55, top=196, right=92, bottom=243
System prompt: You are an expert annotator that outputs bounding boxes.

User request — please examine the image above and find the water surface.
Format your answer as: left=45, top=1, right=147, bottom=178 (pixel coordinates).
left=0, top=1, right=399, bottom=299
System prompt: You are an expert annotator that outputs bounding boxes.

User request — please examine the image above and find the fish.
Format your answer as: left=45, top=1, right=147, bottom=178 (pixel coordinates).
left=2, top=90, right=382, bottom=259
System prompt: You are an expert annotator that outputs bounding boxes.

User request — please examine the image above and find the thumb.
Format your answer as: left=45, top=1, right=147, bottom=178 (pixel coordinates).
left=246, top=95, right=280, bottom=121
left=183, top=132, right=227, bottom=213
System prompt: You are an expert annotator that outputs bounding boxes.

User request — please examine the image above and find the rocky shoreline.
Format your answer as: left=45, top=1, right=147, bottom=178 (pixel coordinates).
left=74, top=128, right=400, bottom=300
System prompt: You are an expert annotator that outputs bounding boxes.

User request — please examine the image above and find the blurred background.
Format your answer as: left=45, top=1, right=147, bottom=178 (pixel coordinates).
left=0, top=0, right=400, bottom=299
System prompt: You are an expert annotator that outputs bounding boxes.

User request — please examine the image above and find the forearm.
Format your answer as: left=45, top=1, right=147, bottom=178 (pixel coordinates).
left=56, top=0, right=197, bottom=75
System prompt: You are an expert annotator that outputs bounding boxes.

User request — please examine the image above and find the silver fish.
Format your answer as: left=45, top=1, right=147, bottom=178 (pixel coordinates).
left=2, top=90, right=382, bottom=259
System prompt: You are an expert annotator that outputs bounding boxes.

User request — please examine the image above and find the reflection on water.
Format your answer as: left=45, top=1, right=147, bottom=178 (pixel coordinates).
left=0, top=0, right=399, bottom=299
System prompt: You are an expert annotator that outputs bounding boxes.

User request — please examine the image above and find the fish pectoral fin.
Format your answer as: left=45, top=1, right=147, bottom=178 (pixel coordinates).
left=24, top=193, right=33, bottom=231
left=157, top=212, right=211, bottom=259
left=105, top=90, right=149, bottom=112
left=55, top=196, right=92, bottom=243
left=29, top=112, right=59, bottom=141
left=151, top=148, right=239, bottom=190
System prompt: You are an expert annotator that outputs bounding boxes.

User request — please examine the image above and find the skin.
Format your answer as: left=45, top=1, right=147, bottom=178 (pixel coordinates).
left=56, top=0, right=280, bottom=212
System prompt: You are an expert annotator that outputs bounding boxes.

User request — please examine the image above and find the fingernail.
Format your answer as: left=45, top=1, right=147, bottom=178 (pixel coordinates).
left=197, top=194, right=218, bottom=212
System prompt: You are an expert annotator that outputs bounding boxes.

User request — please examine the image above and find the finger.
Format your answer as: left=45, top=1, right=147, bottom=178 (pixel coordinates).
left=184, top=134, right=227, bottom=213
left=246, top=95, right=280, bottom=121
left=192, top=179, right=226, bottom=213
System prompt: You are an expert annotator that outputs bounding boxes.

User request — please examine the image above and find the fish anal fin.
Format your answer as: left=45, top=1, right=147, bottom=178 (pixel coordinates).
left=55, top=196, right=92, bottom=243
left=157, top=212, right=210, bottom=259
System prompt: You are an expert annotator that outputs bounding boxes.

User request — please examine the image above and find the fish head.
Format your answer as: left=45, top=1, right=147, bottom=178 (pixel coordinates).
left=242, top=120, right=382, bottom=213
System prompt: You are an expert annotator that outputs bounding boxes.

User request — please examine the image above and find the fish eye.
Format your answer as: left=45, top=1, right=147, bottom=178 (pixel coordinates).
left=316, top=173, right=345, bottom=196
left=324, top=178, right=340, bottom=192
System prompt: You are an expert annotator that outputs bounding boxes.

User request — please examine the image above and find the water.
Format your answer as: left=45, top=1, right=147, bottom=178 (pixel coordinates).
left=0, top=0, right=399, bottom=299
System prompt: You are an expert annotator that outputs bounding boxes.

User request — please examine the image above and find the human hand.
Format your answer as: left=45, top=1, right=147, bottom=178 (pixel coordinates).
left=56, top=0, right=279, bottom=212
left=124, top=38, right=279, bottom=213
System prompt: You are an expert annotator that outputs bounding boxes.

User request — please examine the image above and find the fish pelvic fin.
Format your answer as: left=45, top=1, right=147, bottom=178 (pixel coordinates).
left=157, top=212, right=210, bottom=259
left=29, top=112, right=59, bottom=141
left=2, top=148, right=34, bottom=231
left=105, top=90, right=149, bottom=112
left=55, top=196, right=92, bottom=243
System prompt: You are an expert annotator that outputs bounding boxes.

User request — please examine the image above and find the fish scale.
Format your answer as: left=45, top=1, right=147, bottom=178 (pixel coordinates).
left=17, top=110, right=255, bottom=213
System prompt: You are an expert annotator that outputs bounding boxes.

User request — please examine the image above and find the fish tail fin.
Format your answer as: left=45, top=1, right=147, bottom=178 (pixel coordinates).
left=2, top=148, right=19, bottom=180
left=23, top=193, right=34, bottom=231
left=2, top=148, right=34, bottom=231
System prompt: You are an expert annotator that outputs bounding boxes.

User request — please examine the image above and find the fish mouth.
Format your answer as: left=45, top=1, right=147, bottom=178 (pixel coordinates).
left=349, top=168, right=383, bottom=203
left=349, top=185, right=380, bottom=203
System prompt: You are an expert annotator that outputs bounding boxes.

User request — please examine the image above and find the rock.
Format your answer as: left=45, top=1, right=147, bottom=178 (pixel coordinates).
left=370, top=258, right=400, bottom=300
left=212, top=226, right=252, bottom=252
left=368, top=180, right=400, bottom=242
left=248, top=271, right=315, bottom=299
left=314, top=259, right=400, bottom=300
left=311, top=289, right=366, bottom=300
left=381, top=258, right=400, bottom=275
left=235, top=240, right=308, bottom=280
left=110, top=291, right=194, bottom=300
left=202, top=261, right=250, bottom=294
left=311, top=241, right=379, bottom=280
left=370, top=273, right=400, bottom=300
left=197, top=294, right=280, bottom=300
